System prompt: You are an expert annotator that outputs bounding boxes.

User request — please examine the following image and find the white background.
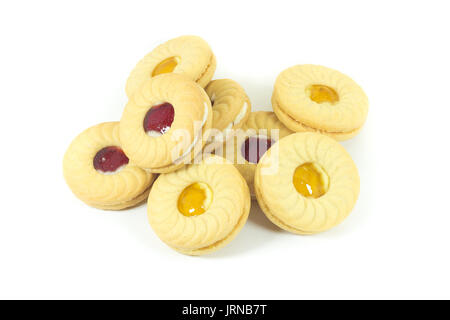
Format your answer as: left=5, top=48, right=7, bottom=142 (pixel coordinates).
left=1, top=0, right=449, bottom=300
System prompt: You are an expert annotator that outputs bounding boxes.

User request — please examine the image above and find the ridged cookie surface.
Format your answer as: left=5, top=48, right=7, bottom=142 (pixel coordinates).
left=126, top=35, right=216, bottom=98
left=205, top=79, right=251, bottom=132
left=63, top=122, right=155, bottom=210
left=255, top=132, right=360, bottom=234
left=215, top=111, right=293, bottom=196
left=120, top=74, right=212, bottom=172
left=147, top=156, right=250, bottom=255
left=272, top=64, right=368, bottom=140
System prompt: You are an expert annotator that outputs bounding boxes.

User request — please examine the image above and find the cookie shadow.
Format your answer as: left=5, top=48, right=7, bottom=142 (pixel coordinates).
left=203, top=200, right=282, bottom=259
left=247, top=199, right=281, bottom=231
left=114, top=199, right=282, bottom=259
left=112, top=204, right=170, bottom=255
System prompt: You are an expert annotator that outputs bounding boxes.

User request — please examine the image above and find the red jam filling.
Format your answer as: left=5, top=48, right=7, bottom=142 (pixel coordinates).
left=241, top=136, right=275, bottom=164
left=93, top=146, right=129, bottom=173
left=143, top=102, right=175, bottom=135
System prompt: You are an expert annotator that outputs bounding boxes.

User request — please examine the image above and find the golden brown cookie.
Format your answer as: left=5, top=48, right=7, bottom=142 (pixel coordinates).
left=205, top=79, right=251, bottom=144
left=254, top=132, right=360, bottom=234
left=214, top=111, right=293, bottom=197
left=120, top=73, right=213, bottom=173
left=272, top=64, right=368, bottom=140
left=126, top=35, right=216, bottom=98
left=63, top=122, right=155, bottom=210
left=147, top=155, right=250, bottom=256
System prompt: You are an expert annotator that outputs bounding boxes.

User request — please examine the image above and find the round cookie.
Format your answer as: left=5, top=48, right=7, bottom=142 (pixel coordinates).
left=147, top=155, right=251, bottom=256
left=63, top=122, right=155, bottom=210
left=204, top=79, right=251, bottom=145
left=120, top=73, right=213, bottom=173
left=272, top=64, right=368, bottom=140
left=255, top=132, right=360, bottom=234
left=214, top=111, right=293, bottom=197
left=126, top=35, right=216, bottom=98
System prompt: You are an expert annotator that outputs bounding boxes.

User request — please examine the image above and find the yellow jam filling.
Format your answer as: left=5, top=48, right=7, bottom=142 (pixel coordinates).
left=307, top=84, right=339, bottom=104
left=152, top=56, right=180, bottom=77
left=293, top=163, right=329, bottom=198
left=177, top=182, right=213, bottom=217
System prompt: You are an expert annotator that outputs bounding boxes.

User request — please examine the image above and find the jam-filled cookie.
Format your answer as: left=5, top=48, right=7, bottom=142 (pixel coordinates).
left=147, top=155, right=250, bottom=256
left=205, top=79, right=251, bottom=144
left=63, top=122, right=155, bottom=210
left=255, top=132, right=359, bottom=234
left=272, top=64, right=368, bottom=140
left=120, top=73, right=213, bottom=173
left=126, top=35, right=216, bottom=98
left=214, top=111, right=293, bottom=197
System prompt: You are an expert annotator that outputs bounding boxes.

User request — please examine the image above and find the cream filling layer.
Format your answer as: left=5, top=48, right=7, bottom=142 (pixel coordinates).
left=195, top=54, right=215, bottom=83
left=88, top=184, right=152, bottom=208
left=212, top=102, right=249, bottom=143
left=174, top=102, right=209, bottom=163
left=146, top=101, right=172, bottom=137
left=147, top=130, right=163, bottom=137
left=96, top=164, right=127, bottom=175
left=224, top=102, right=248, bottom=130
left=276, top=100, right=360, bottom=135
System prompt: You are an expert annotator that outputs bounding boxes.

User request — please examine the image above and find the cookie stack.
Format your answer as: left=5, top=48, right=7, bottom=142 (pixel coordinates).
left=63, top=35, right=368, bottom=255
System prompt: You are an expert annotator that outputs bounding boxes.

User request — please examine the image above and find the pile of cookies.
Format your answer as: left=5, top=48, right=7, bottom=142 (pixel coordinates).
left=63, top=35, right=368, bottom=255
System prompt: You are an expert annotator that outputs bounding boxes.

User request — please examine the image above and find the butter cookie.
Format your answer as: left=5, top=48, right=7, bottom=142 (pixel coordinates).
left=120, top=74, right=212, bottom=173
left=214, top=111, right=292, bottom=197
left=147, top=156, right=250, bottom=255
left=205, top=79, right=251, bottom=144
left=272, top=65, right=368, bottom=140
left=63, top=122, right=155, bottom=210
left=255, top=132, right=360, bottom=234
left=126, top=35, right=216, bottom=98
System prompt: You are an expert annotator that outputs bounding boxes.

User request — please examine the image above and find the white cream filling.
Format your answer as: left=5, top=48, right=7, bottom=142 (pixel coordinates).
left=212, top=102, right=248, bottom=143
left=174, top=102, right=209, bottom=163
left=147, top=130, right=162, bottom=137
left=145, top=101, right=171, bottom=137
left=96, top=164, right=127, bottom=175
left=233, top=102, right=248, bottom=126
left=224, top=102, right=248, bottom=131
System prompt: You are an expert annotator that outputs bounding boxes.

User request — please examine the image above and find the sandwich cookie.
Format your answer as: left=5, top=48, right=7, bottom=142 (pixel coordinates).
left=204, top=79, right=251, bottom=145
left=120, top=73, right=213, bottom=173
left=255, top=132, right=360, bottom=234
left=126, top=35, right=216, bottom=98
left=147, top=155, right=251, bottom=256
left=63, top=122, right=155, bottom=210
left=272, top=64, right=368, bottom=140
left=215, top=111, right=293, bottom=197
